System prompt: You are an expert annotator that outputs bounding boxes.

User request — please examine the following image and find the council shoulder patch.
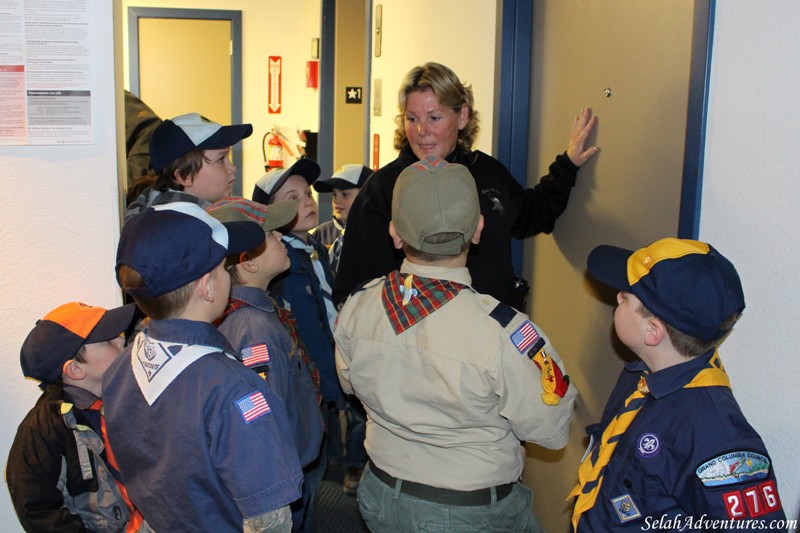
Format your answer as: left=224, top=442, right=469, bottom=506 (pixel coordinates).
left=235, top=391, right=271, bottom=424
left=610, top=494, right=641, bottom=522
left=695, top=450, right=770, bottom=487
left=511, top=320, right=541, bottom=354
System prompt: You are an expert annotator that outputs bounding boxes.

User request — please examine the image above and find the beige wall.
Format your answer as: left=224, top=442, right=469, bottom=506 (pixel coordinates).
left=523, top=2, right=695, bottom=530
left=121, top=0, right=321, bottom=196
left=332, top=0, right=367, bottom=170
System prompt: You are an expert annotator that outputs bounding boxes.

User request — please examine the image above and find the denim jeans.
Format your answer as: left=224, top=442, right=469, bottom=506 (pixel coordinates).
left=291, top=432, right=327, bottom=533
left=344, top=395, right=367, bottom=469
left=357, top=464, right=545, bottom=533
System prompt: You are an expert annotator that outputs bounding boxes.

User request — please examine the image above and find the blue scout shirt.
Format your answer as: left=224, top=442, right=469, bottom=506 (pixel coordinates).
left=218, top=285, right=324, bottom=468
left=103, top=318, right=303, bottom=533
left=269, top=234, right=342, bottom=405
left=576, top=350, right=785, bottom=532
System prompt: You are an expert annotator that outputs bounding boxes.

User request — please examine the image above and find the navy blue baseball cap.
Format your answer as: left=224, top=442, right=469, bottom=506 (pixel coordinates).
left=252, top=159, right=321, bottom=205
left=117, top=202, right=265, bottom=298
left=150, top=113, right=253, bottom=173
left=313, top=164, right=372, bottom=193
left=21, top=302, right=136, bottom=384
left=587, top=238, right=745, bottom=341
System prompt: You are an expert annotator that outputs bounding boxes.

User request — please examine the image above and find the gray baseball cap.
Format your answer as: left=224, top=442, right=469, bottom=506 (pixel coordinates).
left=392, top=156, right=479, bottom=256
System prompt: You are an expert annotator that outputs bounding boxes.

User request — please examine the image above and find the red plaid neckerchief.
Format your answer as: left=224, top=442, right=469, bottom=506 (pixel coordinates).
left=381, top=270, right=465, bottom=334
left=274, top=304, right=322, bottom=405
left=217, top=297, right=322, bottom=405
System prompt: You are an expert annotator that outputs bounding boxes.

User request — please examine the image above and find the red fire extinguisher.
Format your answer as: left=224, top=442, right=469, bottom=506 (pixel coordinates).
left=263, top=130, right=284, bottom=170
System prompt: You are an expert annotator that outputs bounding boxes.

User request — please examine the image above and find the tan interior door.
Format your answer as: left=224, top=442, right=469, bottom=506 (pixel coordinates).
left=522, top=2, right=698, bottom=531
left=138, top=18, right=231, bottom=126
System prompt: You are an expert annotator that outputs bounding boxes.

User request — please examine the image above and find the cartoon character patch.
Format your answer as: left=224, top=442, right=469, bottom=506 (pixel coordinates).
left=236, top=391, right=271, bottom=424
left=530, top=349, right=569, bottom=405
left=636, top=432, right=661, bottom=458
left=695, top=451, right=770, bottom=487
left=610, top=494, right=641, bottom=522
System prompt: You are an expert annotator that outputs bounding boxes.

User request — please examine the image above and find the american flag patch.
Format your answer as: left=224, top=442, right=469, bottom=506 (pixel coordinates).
left=511, top=321, right=540, bottom=354
left=235, top=392, right=271, bottom=424
left=241, top=343, right=270, bottom=367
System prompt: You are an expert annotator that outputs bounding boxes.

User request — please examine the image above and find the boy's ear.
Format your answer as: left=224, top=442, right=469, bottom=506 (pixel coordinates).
left=644, top=316, right=668, bottom=347
left=174, top=169, right=193, bottom=188
left=62, top=359, right=85, bottom=381
left=240, top=256, right=259, bottom=274
left=388, top=221, right=404, bottom=250
left=471, top=215, right=485, bottom=245
left=197, top=271, right=215, bottom=303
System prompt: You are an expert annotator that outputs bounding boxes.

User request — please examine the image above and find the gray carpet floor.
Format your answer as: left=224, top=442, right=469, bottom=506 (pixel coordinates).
left=315, top=463, right=369, bottom=532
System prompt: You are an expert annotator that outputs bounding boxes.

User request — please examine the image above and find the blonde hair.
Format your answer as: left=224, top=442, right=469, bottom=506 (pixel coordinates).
left=394, top=62, right=480, bottom=152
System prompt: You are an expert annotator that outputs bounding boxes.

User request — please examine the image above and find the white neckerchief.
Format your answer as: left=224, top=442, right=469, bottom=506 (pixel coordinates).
left=285, top=235, right=338, bottom=333
left=130, top=331, right=232, bottom=405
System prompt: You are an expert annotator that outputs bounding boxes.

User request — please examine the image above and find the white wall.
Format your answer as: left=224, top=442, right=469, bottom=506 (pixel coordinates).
left=0, top=1, right=123, bottom=528
left=702, top=1, right=800, bottom=523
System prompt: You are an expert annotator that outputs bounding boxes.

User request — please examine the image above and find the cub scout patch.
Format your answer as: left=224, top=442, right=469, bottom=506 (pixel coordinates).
left=511, top=320, right=540, bottom=353
left=636, top=432, right=661, bottom=458
left=611, top=494, right=641, bottom=522
left=695, top=451, right=770, bottom=487
left=236, top=391, right=271, bottom=424
left=241, top=343, right=271, bottom=368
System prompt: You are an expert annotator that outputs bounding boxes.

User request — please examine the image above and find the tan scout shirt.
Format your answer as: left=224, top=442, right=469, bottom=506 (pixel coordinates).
left=334, top=260, right=577, bottom=491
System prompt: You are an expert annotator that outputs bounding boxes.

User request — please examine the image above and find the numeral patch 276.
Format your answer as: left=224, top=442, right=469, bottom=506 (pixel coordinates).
left=723, top=480, right=781, bottom=519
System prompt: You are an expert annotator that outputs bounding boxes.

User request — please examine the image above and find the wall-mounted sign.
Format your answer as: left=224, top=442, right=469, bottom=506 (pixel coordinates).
left=268, top=56, right=281, bottom=113
left=345, top=87, right=362, bottom=104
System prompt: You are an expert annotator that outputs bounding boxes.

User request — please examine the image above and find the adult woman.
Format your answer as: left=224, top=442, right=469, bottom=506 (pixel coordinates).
left=333, top=62, right=598, bottom=309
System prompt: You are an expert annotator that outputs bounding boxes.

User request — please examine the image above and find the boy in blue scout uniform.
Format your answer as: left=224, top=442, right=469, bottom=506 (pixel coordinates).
left=253, top=160, right=340, bottom=533
left=209, top=197, right=324, bottom=532
left=125, top=112, right=253, bottom=223
left=573, top=238, right=785, bottom=531
left=334, top=156, right=577, bottom=533
left=7, top=301, right=150, bottom=532
left=311, top=163, right=372, bottom=496
left=311, top=163, right=372, bottom=274
left=104, top=202, right=303, bottom=532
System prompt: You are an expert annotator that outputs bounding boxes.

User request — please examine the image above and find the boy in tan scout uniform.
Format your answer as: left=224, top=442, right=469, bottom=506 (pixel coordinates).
left=334, top=155, right=577, bottom=533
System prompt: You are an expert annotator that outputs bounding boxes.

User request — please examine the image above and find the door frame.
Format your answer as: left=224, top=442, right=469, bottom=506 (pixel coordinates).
left=127, top=7, right=245, bottom=195
left=319, top=0, right=714, bottom=266
left=495, top=0, right=713, bottom=272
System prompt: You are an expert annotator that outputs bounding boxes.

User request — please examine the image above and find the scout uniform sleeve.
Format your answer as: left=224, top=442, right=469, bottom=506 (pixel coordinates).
left=333, top=299, right=355, bottom=395
left=680, top=445, right=786, bottom=527
left=211, top=379, right=302, bottom=518
left=491, top=304, right=577, bottom=449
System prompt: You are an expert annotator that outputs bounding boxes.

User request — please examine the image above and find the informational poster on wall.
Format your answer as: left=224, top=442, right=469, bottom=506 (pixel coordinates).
left=0, top=0, right=95, bottom=145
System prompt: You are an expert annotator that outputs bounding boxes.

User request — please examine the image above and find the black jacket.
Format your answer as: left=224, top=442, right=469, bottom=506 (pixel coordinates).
left=333, top=146, right=578, bottom=306
left=6, top=383, right=130, bottom=532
